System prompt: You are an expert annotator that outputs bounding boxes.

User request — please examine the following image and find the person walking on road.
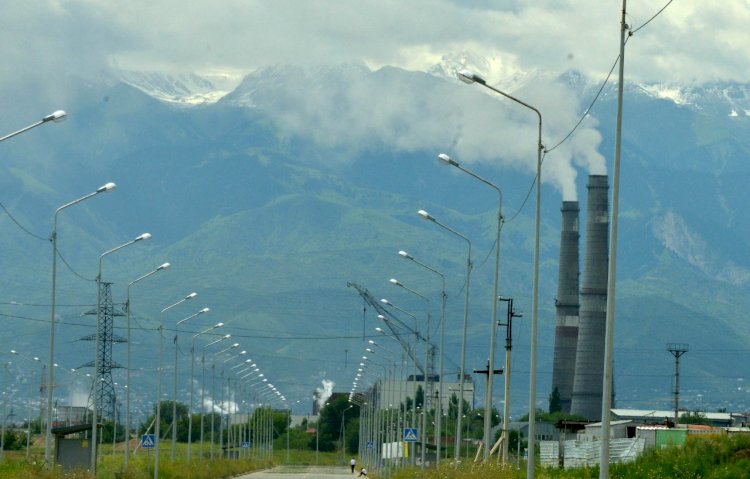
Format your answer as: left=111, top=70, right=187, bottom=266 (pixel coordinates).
left=350, top=458, right=356, bottom=473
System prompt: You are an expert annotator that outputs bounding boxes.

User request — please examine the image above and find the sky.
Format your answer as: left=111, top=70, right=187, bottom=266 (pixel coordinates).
left=4, top=1, right=749, bottom=86
left=3, top=1, right=748, bottom=202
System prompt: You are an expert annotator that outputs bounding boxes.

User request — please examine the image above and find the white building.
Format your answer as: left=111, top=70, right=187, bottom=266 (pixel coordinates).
left=374, top=375, right=473, bottom=413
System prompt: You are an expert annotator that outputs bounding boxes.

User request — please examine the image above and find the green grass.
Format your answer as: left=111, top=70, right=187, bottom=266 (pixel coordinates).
left=388, top=434, right=750, bottom=479
left=6, top=434, right=750, bottom=478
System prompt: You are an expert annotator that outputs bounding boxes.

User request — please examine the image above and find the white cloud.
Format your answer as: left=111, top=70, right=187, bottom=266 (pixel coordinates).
left=2, top=1, right=749, bottom=87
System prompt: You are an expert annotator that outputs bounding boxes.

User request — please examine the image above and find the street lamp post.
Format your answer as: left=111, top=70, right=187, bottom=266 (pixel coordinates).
left=91, top=232, right=151, bottom=472
left=458, top=69, right=543, bottom=473
left=398, top=250, right=446, bottom=466
left=46, top=182, right=115, bottom=468
left=154, top=297, right=200, bottom=477
left=0, top=110, right=67, bottom=142
left=188, top=324, right=224, bottom=462
left=437, top=152, right=504, bottom=461
left=389, top=278, right=430, bottom=468
left=418, top=209, right=472, bottom=464
left=219, top=350, right=245, bottom=457
left=210, top=343, right=239, bottom=459
left=380, top=298, right=419, bottom=465
left=171, top=303, right=206, bottom=460
left=125, top=262, right=170, bottom=468
left=199, top=334, right=231, bottom=461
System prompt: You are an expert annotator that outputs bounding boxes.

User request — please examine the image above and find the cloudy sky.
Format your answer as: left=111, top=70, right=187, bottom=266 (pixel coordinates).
left=4, top=1, right=747, bottom=85
left=2, top=1, right=748, bottom=199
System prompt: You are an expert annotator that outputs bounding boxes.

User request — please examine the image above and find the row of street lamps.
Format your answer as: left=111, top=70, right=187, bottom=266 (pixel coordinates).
left=7, top=70, right=546, bottom=474
left=346, top=68, right=544, bottom=474
left=2, top=110, right=289, bottom=471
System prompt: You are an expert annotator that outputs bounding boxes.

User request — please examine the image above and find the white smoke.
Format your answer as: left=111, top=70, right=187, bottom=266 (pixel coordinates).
left=315, top=379, right=335, bottom=410
left=69, top=387, right=90, bottom=408
left=237, top=64, right=606, bottom=202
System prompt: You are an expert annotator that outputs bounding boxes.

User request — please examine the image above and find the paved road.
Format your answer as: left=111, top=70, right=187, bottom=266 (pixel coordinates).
left=236, top=465, right=360, bottom=479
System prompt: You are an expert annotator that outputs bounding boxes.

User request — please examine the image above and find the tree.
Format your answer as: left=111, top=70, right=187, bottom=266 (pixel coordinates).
left=140, top=400, right=192, bottom=442
left=549, top=386, right=562, bottom=414
left=415, top=385, right=424, bottom=409
left=309, top=395, right=359, bottom=452
left=681, top=411, right=710, bottom=425
left=2, top=430, right=24, bottom=451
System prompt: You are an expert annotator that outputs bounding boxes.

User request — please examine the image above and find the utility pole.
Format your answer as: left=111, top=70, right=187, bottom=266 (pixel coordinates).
left=473, top=360, right=502, bottom=459
left=667, top=344, right=688, bottom=424
left=497, top=296, right=521, bottom=463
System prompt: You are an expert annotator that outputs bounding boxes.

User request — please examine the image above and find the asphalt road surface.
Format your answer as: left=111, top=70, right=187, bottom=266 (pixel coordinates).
left=236, top=465, right=363, bottom=479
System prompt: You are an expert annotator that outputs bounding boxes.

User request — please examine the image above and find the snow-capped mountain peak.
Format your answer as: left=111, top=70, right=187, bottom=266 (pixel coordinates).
left=118, top=70, right=241, bottom=105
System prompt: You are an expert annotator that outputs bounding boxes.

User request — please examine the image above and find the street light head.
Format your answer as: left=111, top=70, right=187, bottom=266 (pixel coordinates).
left=438, top=153, right=459, bottom=167
left=43, top=110, right=68, bottom=123
left=376, top=314, right=386, bottom=321
left=10, top=350, right=16, bottom=355
left=398, top=250, right=413, bottom=260
left=97, top=182, right=117, bottom=193
left=231, top=343, right=240, bottom=348
left=375, top=327, right=384, bottom=333
left=368, top=340, right=375, bottom=345
left=157, top=262, right=170, bottom=271
left=135, top=232, right=151, bottom=242
left=380, top=298, right=391, bottom=306
left=457, top=69, right=486, bottom=85
left=214, top=322, right=224, bottom=328
left=222, top=334, right=231, bottom=339
left=417, top=209, right=434, bottom=222
left=201, top=307, right=210, bottom=314
left=186, top=292, right=198, bottom=300
left=365, top=348, right=374, bottom=353
left=389, top=278, right=402, bottom=287
left=239, top=350, right=247, bottom=355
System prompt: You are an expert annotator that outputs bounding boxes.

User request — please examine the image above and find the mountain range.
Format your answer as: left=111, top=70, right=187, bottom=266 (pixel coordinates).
left=1, top=61, right=750, bottom=420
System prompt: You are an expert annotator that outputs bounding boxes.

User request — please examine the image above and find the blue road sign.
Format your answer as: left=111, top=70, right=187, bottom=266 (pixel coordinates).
left=366, top=440, right=374, bottom=449
left=403, top=428, right=418, bottom=442
left=141, top=434, right=155, bottom=449
left=242, top=441, right=249, bottom=448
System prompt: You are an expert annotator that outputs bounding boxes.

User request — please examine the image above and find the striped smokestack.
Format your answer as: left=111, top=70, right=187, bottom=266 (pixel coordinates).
left=570, top=174, right=609, bottom=420
left=551, top=200, right=580, bottom=414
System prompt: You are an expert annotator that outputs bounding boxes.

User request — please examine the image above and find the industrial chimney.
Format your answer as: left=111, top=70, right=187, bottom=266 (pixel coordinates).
left=570, top=175, right=609, bottom=420
left=551, top=201, right=580, bottom=414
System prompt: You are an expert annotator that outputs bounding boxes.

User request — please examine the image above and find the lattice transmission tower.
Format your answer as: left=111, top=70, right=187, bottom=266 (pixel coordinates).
left=79, top=282, right=126, bottom=421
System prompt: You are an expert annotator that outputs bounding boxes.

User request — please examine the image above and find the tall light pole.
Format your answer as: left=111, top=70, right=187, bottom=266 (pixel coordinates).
left=418, top=209, right=472, bottom=464
left=46, top=182, right=115, bottom=468
left=91, top=232, right=151, bottom=472
left=153, top=295, right=198, bottom=477
left=125, top=262, right=170, bottom=468
left=0, top=110, right=67, bottom=142
left=188, top=323, right=224, bottom=462
left=398, top=250, right=446, bottom=466
left=457, top=69, right=543, bottom=476
left=219, top=350, right=246, bottom=457
left=600, top=4, right=628, bottom=478
left=210, top=342, right=239, bottom=459
left=171, top=303, right=206, bottom=460
left=437, top=152, right=504, bottom=461
left=389, top=278, right=430, bottom=468
left=380, top=297, right=419, bottom=465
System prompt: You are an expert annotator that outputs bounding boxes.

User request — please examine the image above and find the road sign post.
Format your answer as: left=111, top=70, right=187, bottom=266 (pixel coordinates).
left=141, top=434, right=155, bottom=449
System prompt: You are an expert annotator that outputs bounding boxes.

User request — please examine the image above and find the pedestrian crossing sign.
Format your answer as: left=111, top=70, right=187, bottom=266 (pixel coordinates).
left=403, top=428, right=418, bottom=442
left=141, top=434, right=155, bottom=448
